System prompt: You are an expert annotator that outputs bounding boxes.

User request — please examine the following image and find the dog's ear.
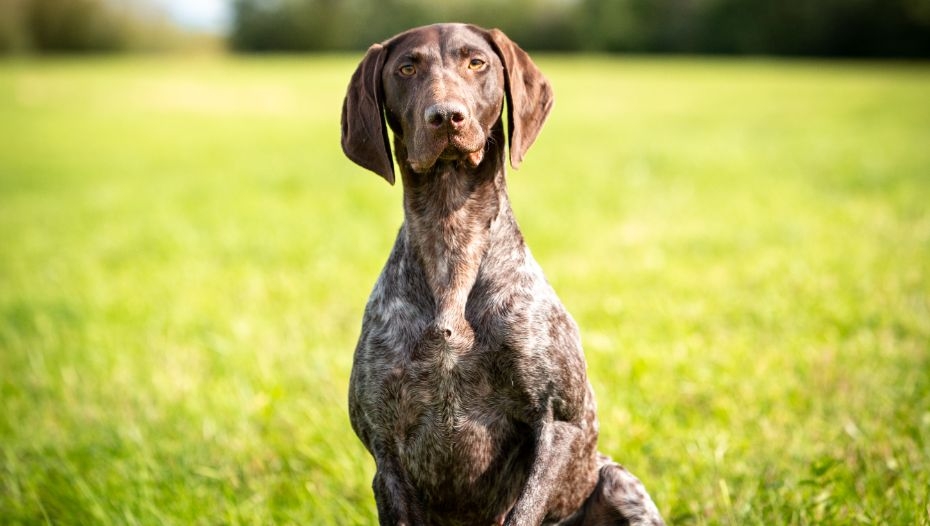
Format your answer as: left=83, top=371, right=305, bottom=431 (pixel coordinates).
left=486, top=28, right=554, bottom=169
left=341, top=43, right=395, bottom=184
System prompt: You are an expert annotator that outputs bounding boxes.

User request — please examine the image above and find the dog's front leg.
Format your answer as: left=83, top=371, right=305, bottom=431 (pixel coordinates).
left=372, top=453, right=424, bottom=526
left=504, top=420, right=583, bottom=526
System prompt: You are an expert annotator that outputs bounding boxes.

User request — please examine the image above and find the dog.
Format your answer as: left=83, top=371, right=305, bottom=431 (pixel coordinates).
left=341, top=23, right=665, bottom=526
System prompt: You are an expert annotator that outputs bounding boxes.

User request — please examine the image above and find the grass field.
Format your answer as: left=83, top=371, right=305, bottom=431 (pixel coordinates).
left=1, top=55, right=928, bottom=525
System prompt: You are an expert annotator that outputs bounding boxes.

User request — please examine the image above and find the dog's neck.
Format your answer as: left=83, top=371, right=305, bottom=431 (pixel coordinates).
left=395, top=121, right=512, bottom=343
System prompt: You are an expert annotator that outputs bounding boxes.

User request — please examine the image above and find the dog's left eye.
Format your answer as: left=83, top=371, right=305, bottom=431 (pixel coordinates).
left=399, top=64, right=416, bottom=77
left=468, top=58, right=486, bottom=71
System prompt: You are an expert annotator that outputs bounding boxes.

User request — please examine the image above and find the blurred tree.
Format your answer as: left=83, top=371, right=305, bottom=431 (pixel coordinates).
left=26, top=0, right=126, bottom=51
left=697, top=0, right=930, bottom=56
left=574, top=0, right=930, bottom=56
left=0, top=0, right=215, bottom=54
left=230, top=0, right=579, bottom=52
left=0, top=0, right=31, bottom=52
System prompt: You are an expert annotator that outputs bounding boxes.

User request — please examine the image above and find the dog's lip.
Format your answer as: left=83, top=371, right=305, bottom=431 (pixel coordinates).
left=436, top=146, right=485, bottom=170
left=409, top=133, right=485, bottom=171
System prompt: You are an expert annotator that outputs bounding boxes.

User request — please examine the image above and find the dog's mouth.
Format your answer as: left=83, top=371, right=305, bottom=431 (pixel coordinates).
left=439, top=141, right=485, bottom=164
left=408, top=127, right=486, bottom=173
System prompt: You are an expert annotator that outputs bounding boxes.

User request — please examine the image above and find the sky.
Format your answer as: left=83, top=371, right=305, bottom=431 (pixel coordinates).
left=150, top=0, right=232, bottom=33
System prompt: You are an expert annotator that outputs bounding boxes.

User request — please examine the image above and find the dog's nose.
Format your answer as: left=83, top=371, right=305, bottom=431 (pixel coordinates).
left=424, top=102, right=468, bottom=129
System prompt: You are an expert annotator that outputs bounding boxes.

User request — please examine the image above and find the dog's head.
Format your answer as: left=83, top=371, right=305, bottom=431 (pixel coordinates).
left=341, top=23, right=553, bottom=184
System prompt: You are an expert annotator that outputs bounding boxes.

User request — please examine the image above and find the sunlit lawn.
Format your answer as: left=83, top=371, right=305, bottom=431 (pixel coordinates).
left=1, top=55, right=928, bottom=525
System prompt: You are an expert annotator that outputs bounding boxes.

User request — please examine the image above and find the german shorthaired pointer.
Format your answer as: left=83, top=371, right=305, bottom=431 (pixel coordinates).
left=341, top=23, right=665, bottom=526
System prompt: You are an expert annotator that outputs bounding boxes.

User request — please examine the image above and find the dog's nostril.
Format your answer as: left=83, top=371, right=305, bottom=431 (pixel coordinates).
left=425, top=105, right=445, bottom=127
left=427, top=109, right=444, bottom=127
left=450, top=111, right=465, bottom=125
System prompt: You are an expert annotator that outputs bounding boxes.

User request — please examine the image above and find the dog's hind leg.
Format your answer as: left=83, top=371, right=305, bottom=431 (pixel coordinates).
left=560, top=455, right=665, bottom=526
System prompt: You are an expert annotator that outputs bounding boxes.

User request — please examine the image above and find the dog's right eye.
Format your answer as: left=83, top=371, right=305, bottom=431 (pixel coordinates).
left=398, top=64, right=416, bottom=77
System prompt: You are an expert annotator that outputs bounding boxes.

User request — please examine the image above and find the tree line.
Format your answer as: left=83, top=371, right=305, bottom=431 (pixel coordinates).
left=0, top=0, right=207, bottom=53
left=3, top=0, right=929, bottom=56
left=230, top=0, right=930, bottom=56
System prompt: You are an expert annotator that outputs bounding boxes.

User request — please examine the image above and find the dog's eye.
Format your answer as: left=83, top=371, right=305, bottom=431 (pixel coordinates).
left=398, top=64, right=416, bottom=77
left=468, top=58, right=486, bottom=71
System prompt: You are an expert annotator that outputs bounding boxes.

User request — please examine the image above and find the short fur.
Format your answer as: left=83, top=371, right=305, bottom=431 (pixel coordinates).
left=341, top=23, right=665, bottom=526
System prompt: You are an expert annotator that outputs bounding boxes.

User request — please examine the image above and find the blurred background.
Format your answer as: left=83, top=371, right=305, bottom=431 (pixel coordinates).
left=2, top=1, right=929, bottom=525
left=2, top=0, right=929, bottom=56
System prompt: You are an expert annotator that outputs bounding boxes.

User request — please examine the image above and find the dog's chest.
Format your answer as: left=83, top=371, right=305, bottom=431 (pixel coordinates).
left=351, top=243, right=542, bottom=508
left=359, top=320, right=530, bottom=504
left=397, top=336, right=524, bottom=474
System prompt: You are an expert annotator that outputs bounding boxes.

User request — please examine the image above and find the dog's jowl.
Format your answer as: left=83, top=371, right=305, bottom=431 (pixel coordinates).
left=341, top=23, right=665, bottom=526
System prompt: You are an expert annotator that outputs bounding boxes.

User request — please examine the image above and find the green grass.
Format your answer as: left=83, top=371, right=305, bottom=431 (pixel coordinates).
left=1, top=55, right=928, bottom=525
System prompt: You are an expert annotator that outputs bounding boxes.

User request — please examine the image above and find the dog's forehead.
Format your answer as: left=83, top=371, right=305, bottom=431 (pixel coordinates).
left=387, top=24, right=493, bottom=61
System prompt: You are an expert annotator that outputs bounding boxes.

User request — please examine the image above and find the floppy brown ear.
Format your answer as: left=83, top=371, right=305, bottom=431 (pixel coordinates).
left=486, top=28, right=554, bottom=169
left=341, top=43, right=395, bottom=184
